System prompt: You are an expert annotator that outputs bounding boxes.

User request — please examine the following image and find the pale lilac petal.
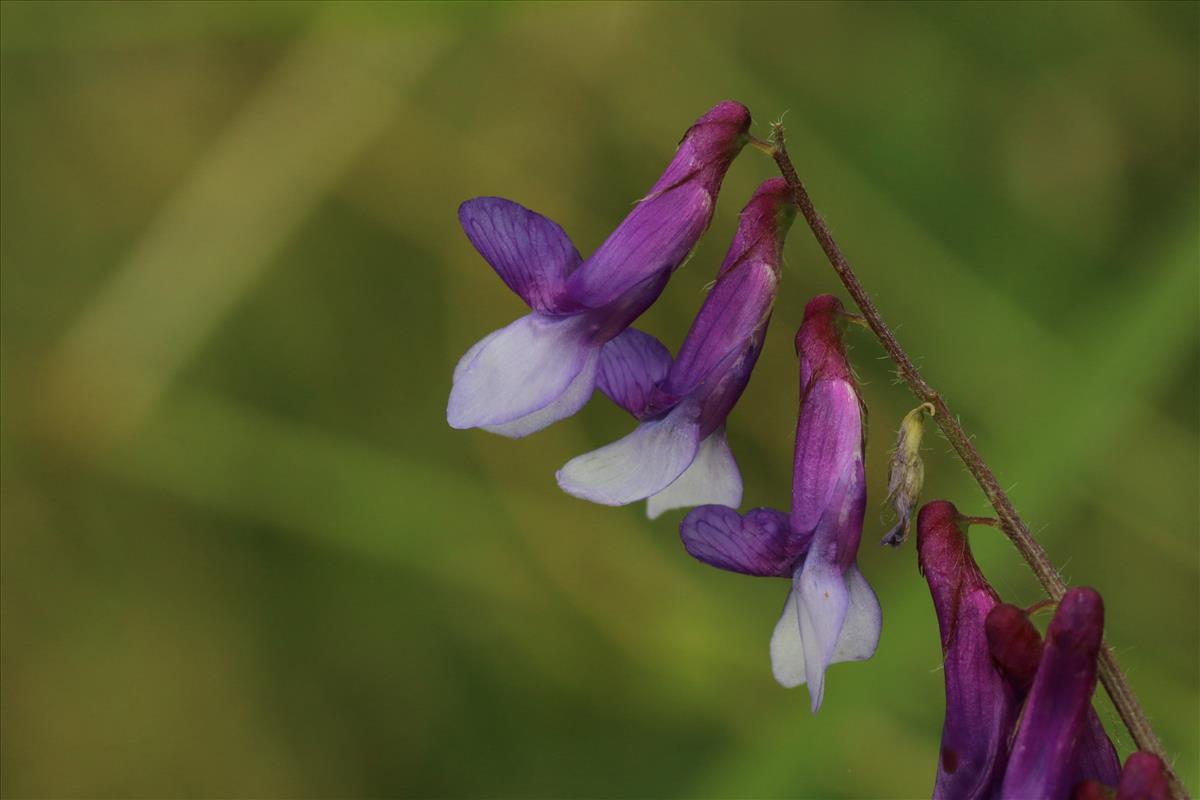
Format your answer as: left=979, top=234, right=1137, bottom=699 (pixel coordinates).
left=646, top=426, right=742, bottom=519
left=1002, top=588, right=1106, bottom=800
left=768, top=561, right=883, bottom=690
left=482, top=348, right=599, bottom=439
left=458, top=197, right=581, bottom=314
left=448, top=313, right=591, bottom=430
left=790, top=379, right=862, bottom=534
left=556, top=402, right=700, bottom=506
left=452, top=328, right=502, bottom=384
left=830, top=563, right=882, bottom=663
left=770, top=587, right=807, bottom=688
left=679, top=505, right=794, bottom=577
left=596, top=327, right=672, bottom=419
left=796, top=559, right=849, bottom=712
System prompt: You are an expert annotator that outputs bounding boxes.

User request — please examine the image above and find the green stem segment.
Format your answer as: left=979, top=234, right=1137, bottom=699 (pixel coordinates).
left=766, top=121, right=1187, bottom=800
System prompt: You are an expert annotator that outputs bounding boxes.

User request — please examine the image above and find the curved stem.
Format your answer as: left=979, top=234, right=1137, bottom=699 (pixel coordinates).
left=767, top=122, right=1187, bottom=799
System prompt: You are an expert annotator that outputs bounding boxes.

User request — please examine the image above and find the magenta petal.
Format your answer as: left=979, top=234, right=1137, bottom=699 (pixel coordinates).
left=566, top=181, right=713, bottom=309
left=1002, top=588, right=1107, bottom=800
left=987, top=603, right=1120, bottom=789
left=790, top=378, right=863, bottom=536
left=458, top=197, right=581, bottom=314
left=564, top=102, right=751, bottom=310
left=1116, top=752, right=1171, bottom=800
left=679, top=504, right=796, bottom=577
left=917, top=501, right=1015, bottom=800
left=662, top=258, right=778, bottom=398
left=596, top=327, right=672, bottom=419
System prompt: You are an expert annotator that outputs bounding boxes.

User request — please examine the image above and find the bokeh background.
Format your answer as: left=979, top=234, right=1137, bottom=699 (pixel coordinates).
left=2, top=2, right=1197, bottom=797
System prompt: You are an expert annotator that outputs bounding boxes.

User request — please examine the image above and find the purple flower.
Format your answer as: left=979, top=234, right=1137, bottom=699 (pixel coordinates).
left=677, top=294, right=882, bottom=711
left=555, top=178, right=795, bottom=517
left=988, top=602, right=1122, bottom=796
left=918, top=500, right=1125, bottom=799
left=447, top=102, right=751, bottom=438
left=1000, top=588, right=1120, bottom=800
left=917, top=500, right=1018, bottom=798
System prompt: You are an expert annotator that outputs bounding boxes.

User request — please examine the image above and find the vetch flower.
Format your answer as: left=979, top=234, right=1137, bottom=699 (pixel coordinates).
left=918, top=500, right=1125, bottom=799
left=1000, top=588, right=1121, bottom=799
left=987, top=602, right=1121, bottom=795
left=678, top=294, right=882, bottom=711
left=447, top=101, right=752, bottom=438
left=917, top=500, right=1018, bottom=798
left=556, top=178, right=795, bottom=517
left=881, top=402, right=934, bottom=546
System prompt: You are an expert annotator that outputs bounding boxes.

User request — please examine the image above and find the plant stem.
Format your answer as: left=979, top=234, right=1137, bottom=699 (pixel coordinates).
left=766, top=122, right=1187, bottom=799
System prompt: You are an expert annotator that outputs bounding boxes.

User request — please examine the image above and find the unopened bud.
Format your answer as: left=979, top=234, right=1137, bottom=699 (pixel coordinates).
left=881, top=402, right=934, bottom=546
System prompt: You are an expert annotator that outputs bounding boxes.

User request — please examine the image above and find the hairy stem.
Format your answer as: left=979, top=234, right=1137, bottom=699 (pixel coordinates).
left=767, top=122, right=1187, bottom=799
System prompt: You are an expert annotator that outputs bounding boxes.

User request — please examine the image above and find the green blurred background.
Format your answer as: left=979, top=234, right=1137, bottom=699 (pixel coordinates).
left=2, top=2, right=1197, bottom=797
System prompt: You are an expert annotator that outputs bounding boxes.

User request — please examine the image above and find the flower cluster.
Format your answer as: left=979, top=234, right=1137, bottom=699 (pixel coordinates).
left=917, top=500, right=1169, bottom=799
left=445, top=102, right=1175, bottom=797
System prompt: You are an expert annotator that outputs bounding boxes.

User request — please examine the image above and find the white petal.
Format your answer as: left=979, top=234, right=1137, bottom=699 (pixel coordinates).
left=797, top=562, right=850, bottom=712
left=831, top=563, right=882, bottom=663
left=556, top=403, right=700, bottom=506
left=770, top=587, right=806, bottom=689
left=448, top=313, right=591, bottom=430
left=482, top=349, right=599, bottom=439
left=646, top=426, right=742, bottom=519
left=452, top=328, right=502, bottom=384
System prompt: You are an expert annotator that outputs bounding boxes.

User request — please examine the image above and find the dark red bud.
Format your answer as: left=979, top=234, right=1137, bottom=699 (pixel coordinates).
left=986, top=603, right=1044, bottom=691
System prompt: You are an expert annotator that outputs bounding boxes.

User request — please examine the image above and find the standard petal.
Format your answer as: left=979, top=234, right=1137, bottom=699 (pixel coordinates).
left=596, top=327, right=672, bottom=419
left=482, top=348, right=599, bottom=439
left=770, top=587, right=806, bottom=688
left=647, top=426, right=742, bottom=519
left=556, top=402, right=701, bottom=506
left=663, top=260, right=777, bottom=398
left=447, top=313, right=591, bottom=430
left=458, top=197, right=581, bottom=314
left=1002, top=588, right=1106, bottom=800
left=830, top=563, right=882, bottom=663
left=679, top=505, right=795, bottom=577
left=790, top=379, right=862, bottom=535
left=565, top=182, right=712, bottom=310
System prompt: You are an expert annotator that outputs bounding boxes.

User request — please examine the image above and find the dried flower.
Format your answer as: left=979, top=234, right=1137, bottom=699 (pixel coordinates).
left=881, top=402, right=934, bottom=546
